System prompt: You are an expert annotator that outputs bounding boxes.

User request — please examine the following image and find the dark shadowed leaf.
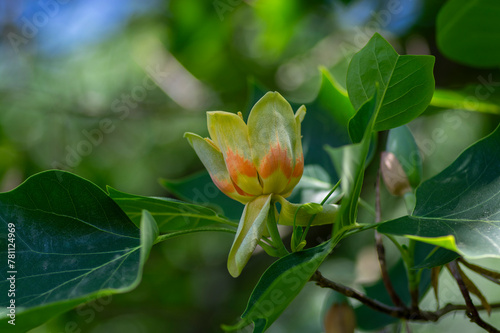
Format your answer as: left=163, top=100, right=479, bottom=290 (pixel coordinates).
left=437, top=0, right=500, bottom=68
left=378, top=125, right=500, bottom=259
left=223, top=240, right=333, bottom=332
left=160, top=171, right=244, bottom=220
left=107, top=187, right=237, bottom=233
left=0, top=171, right=156, bottom=332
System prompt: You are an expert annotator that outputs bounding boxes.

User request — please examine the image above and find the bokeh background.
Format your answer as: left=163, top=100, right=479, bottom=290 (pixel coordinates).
left=1, top=0, right=500, bottom=332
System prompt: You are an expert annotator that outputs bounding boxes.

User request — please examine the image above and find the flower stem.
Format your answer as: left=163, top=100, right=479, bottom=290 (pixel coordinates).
left=299, top=179, right=342, bottom=245
left=267, top=205, right=289, bottom=257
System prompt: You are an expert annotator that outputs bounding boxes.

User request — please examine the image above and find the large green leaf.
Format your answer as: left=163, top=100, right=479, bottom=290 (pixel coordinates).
left=160, top=171, right=244, bottom=221
left=315, top=66, right=356, bottom=129
left=378, top=124, right=500, bottom=259
left=437, top=0, right=500, bottom=68
left=107, top=187, right=237, bottom=233
left=298, top=68, right=353, bottom=180
left=0, top=171, right=155, bottom=332
left=223, top=240, right=333, bottom=332
left=347, top=33, right=435, bottom=131
left=413, top=247, right=460, bottom=269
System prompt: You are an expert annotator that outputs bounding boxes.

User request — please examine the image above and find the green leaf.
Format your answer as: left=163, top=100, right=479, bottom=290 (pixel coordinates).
left=405, top=235, right=459, bottom=252
left=348, top=87, right=380, bottom=144
left=252, top=318, right=267, bottom=333
left=347, top=33, right=435, bottom=131
left=413, top=247, right=460, bottom=269
left=378, top=124, right=500, bottom=259
left=431, top=88, right=500, bottom=115
left=139, top=210, right=159, bottom=264
left=160, top=171, right=244, bottom=220
left=107, top=187, right=237, bottom=233
left=299, top=68, right=353, bottom=180
left=437, top=0, right=500, bottom=68
left=316, top=66, right=356, bottom=129
left=0, top=171, right=154, bottom=332
left=223, top=240, right=333, bottom=332
left=328, top=94, right=378, bottom=231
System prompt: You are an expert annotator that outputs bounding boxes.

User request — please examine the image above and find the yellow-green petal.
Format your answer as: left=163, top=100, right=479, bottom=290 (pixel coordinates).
left=207, top=111, right=262, bottom=196
left=184, top=132, right=254, bottom=204
left=227, top=194, right=272, bottom=277
left=282, top=105, right=306, bottom=195
left=248, top=92, right=297, bottom=194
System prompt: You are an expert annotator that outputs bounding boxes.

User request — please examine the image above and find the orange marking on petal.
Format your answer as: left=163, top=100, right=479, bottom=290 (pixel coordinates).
left=211, top=177, right=236, bottom=195
left=232, top=181, right=253, bottom=196
left=258, top=143, right=293, bottom=179
left=225, top=148, right=258, bottom=180
left=291, top=155, right=304, bottom=178
left=212, top=176, right=253, bottom=197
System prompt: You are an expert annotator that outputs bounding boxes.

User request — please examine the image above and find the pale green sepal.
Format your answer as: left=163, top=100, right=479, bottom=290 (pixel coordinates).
left=274, top=196, right=338, bottom=226
left=228, top=194, right=273, bottom=277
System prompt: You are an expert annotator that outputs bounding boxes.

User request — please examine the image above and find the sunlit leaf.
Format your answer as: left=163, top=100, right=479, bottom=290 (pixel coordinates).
left=347, top=33, right=435, bottom=131
left=431, top=88, right=500, bottom=115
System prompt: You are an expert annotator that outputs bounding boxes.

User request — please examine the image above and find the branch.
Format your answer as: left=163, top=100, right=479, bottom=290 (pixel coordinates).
left=458, top=258, right=500, bottom=286
left=448, top=261, right=500, bottom=333
left=435, top=303, right=500, bottom=318
left=310, top=270, right=500, bottom=324
left=311, top=270, right=406, bottom=318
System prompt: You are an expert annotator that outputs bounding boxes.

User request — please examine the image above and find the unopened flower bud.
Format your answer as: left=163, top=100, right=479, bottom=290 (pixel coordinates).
left=386, top=125, right=422, bottom=187
left=381, top=151, right=412, bottom=196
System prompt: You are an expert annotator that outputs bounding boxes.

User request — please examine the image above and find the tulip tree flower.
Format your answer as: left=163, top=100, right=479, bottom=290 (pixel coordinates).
left=185, top=92, right=338, bottom=277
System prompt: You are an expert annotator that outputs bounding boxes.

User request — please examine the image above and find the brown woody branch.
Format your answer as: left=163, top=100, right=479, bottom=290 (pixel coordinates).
left=311, top=270, right=500, bottom=325
left=458, top=258, right=500, bottom=286
left=448, top=261, right=500, bottom=333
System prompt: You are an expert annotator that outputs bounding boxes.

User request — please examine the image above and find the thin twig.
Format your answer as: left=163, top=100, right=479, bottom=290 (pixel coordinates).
left=405, top=320, right=411, bottom=333
left=435, top=303, right=500, bottom=318
left=311, top=270, right=500, bottom=323
left=458, top=258, right=500, bottom=285
left=448, top=261, right=500, bottom=333
left=375, top=166, right=405, bottom=308
left=312, top=270, right=406, bottom=318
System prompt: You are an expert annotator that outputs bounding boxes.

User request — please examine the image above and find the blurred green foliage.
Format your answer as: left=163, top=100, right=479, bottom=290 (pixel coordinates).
left=1, top=0, right=500, bottom=332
